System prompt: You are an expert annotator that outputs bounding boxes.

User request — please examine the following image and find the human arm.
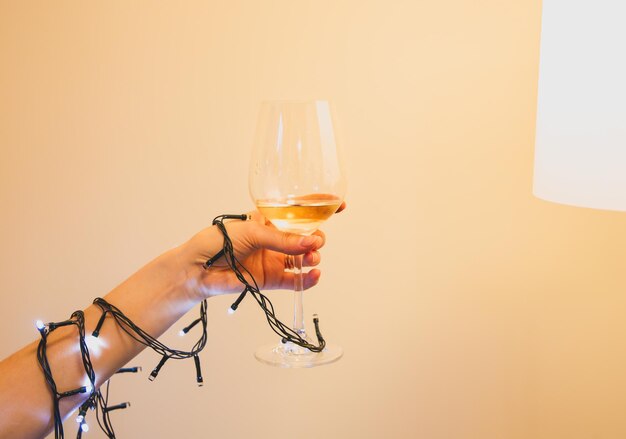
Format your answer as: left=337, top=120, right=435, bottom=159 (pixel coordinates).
left=0, top=210, right=337, bottom=439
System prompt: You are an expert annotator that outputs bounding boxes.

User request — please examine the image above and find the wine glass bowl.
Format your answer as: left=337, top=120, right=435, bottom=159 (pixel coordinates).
left=249, top=100, right=346, bottom=368
left=256, top=193, right=343, bottom=236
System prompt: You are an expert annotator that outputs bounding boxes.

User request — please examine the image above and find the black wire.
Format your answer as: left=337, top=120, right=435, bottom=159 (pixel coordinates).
left=36, top=313, right=97, bottom=439
left=36, top=328, right=63, bottom=438
left=92, top=298, right=208, bottom=361
left=95, top=381, right=116, bottom=438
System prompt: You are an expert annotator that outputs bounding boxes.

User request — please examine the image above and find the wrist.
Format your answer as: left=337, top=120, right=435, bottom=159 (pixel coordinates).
left=176, top=225, right=229, bottom=301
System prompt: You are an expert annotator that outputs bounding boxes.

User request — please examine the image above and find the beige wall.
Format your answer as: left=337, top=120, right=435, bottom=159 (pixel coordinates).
left=2, top=1, right=626, bottom=438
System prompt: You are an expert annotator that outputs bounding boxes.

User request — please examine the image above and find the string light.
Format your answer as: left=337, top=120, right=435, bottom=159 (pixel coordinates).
left=92, top=293, right=210, bottom=388
left=35, top=311, right=139, bottom=438
left=148, top=355, right=169, bottom=382
left=36, top=311, right=96, bottom=438
left=210, top=214, right=327, bottom=352
left=178, top=318, right=202, bottom=337
left=193, top=354, right=204, bottom=387
left=34, top=212, right=333, bottom=438
left=116, top=367, right=141, bottom=374
left=104, top=402, right=130, bottom=412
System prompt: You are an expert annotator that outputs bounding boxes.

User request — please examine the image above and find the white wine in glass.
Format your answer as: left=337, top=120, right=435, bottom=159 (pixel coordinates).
left=249, top=100, right=346, bottom=368
left=256, top=196, right=342, bottom=235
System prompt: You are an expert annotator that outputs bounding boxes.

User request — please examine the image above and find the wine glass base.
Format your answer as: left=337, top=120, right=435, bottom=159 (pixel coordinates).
left=255, top=342, right=343, bottom=368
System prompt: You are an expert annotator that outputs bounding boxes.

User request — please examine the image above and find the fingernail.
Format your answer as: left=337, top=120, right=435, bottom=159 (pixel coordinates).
left=300, top=235, right=320, bottom=247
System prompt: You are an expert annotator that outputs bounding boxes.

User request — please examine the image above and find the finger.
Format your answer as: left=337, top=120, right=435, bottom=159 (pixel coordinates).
left=303, top=269, right=321, bottom=289
left=312, top=229, right=326, bottom=247
left=275, top=269, right=321, bottom=290
left=253, top=225, right=324, bottom=255
left=284, top=251, right=320, bottom=270
left=302, top=251, right=320, bottom=267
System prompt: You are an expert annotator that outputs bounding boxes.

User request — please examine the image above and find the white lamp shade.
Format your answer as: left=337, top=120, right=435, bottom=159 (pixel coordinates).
left=534, top=0, right=626, bottom=211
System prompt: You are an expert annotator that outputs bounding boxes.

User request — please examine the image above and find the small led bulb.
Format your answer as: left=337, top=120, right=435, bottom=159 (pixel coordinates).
left=84, top=384, right=93, bottom=394
left=227, top=307, right=235, bottom=315
left=179, top=329, right=186, bottom=337
left=35, top=320, right=45, bottom=330
left=80, top=422, right=89, bottom=432
left=76, top=415, right=84, bottom=424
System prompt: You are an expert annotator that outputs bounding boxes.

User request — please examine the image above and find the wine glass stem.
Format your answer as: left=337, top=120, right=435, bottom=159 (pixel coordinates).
left=292, top=254, right=306, bottom=338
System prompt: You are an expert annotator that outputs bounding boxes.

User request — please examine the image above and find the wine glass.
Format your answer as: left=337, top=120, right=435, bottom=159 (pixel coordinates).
left=249, top=100, right=346, bottom=368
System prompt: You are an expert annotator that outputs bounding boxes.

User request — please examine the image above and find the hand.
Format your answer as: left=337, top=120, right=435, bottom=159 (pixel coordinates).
left=182, top=202, right=345, bottom=299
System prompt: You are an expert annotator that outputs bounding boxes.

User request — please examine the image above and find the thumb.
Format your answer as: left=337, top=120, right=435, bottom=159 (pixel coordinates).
left=253, top=226, right=323, bottom=255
